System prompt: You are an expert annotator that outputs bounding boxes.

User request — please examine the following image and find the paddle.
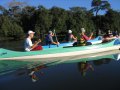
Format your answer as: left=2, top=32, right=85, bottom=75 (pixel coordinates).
left=32, top=39, right=41, bottom=49
left=53, top=29, right=59, bottom=47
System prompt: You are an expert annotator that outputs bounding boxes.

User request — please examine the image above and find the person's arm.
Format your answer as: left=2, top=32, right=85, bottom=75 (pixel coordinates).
left=31, top=39, right=41, bottom=49
left=81, top=33, right=89, bottom=41
left=70, top=34, right=77, bottom=41
left=72, top=35, right=77, bottom=40
left=51, top=33, right=54, bottom=36
left=52, top=41, right=59, bottom=45
left=89, top=32, right=93, bottom=40
left=49, top=35, right=59, bottom=45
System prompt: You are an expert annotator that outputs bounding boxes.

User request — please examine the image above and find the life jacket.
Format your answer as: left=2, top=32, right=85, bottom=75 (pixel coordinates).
left=79, top=38, right=86, bottom=46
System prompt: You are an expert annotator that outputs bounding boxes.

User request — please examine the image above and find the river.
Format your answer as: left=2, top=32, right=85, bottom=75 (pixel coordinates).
left=0, top=41, right=120, bottom=90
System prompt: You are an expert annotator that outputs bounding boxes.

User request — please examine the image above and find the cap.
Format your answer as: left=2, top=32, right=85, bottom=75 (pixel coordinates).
left=68, top=30, right=72, bottom=33
left=49, top=31, right=52, bottom=34
left=81, top=28, right=85, bottom=33
left=28, top=30, right=35, bottom=35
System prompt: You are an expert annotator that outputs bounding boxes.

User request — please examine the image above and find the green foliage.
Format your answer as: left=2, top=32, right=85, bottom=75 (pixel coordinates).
left=91, top=0, right=111, bottom=16
left=0, top=16, right=24, bottom=39
left=0, top=1, right=120, bottom=41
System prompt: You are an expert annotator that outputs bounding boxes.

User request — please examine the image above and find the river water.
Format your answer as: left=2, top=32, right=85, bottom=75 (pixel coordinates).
left=0, top=40, right=120, bottom=90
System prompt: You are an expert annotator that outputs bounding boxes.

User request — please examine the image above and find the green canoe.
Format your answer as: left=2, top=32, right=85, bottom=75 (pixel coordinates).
left=0, top=39, right=120, bottom=62
left=0, top=50, right=120, bottom=76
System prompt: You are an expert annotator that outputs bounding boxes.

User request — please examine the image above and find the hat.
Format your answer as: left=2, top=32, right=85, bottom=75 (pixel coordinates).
left=68, top=30, right=72, bottom=33
left=28, top=30, right=35, bottom=35
left=49, top=31, right=52, bottom=34
left=81, top=28, right=86, bottom=33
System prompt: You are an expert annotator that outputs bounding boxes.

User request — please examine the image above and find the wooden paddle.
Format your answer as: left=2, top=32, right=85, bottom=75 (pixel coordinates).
left=54, top=29, right=59, bottom=47
left=31, top=39, right=41, bottom=49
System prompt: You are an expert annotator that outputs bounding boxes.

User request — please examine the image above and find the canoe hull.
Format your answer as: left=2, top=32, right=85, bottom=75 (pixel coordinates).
left=0, top=45, right=120, bottom=62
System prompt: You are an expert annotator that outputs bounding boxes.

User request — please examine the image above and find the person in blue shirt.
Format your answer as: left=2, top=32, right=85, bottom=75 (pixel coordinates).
left=46, top=31, right=59, bottom=46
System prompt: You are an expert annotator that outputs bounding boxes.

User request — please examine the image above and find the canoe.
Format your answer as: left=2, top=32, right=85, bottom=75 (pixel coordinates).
left=42, top=42, right=74, bottom=49
left=87, top=36, right=102, bottom=45
left=42, top=36, right=103, bottom=49
left=0, top=39, right=120, bottom=61
left=0, top=50, right=120, bottom=77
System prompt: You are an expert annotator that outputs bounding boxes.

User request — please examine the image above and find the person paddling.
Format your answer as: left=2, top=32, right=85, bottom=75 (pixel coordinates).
left=46, top=31, right=59, bottom=46
left=78, top=28, right=93, bottom=46
left=102, top=30, right=118, bottom=43
left=81, top=28, right=93, bottom=41
left=24, top=30, right=43, bottom=51
left=67, top=30, right=77, bottom=42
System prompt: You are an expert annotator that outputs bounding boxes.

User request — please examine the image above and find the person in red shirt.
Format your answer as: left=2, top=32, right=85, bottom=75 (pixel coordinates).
left=81, top=28, right=93, bottom=41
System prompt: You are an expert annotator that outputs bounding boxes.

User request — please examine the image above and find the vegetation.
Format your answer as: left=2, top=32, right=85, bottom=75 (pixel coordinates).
left=0, top=0, right=120, bottom=41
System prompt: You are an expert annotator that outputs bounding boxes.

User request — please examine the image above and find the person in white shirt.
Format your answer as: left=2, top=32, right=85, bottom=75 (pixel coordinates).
left=24, top=30, right=42, bottom=51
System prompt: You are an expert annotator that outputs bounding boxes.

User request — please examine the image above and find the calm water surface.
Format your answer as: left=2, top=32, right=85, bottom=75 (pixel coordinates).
left=0, top=41, right=120, bottom=90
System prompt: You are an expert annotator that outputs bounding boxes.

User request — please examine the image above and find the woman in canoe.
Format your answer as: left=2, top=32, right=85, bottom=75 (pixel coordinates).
left=79, top=28, right=93, bottom=46
left=46, top=31, right=59, bottom=46
left=67, top=30, right=77, bottom=42
left=24, top=30, right=43, bottom=51
left=81, top=28, right=93, bottom=41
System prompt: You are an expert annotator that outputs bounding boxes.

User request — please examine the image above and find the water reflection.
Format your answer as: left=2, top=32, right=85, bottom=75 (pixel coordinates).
left=93, top=58, right=112, bottom=66
left=29, top=65, right=47, bottom=82
left=113, top=54, right=120, bottom=61
left=78, top=62, right=94, bottom=77
left=0, top=52, right=120, bottom=82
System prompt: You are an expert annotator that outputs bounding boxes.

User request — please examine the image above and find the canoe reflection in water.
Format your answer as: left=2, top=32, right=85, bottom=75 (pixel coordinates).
left=28, top=65, right=47, bottom=82
left=93, top=58, right=112, bottom=66
left=78, top=62, right=94, bottom=77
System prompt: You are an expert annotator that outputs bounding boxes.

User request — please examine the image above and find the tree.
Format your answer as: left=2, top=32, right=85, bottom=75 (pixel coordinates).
left=67, top=7, right=95, bottom=35
left=91, top=0, right=111, bottom=36
left=0, top=5, right=9, bottom=15
left=50, top=7, right=67, bottom=33
left=21, top=6, right=36, bottom=32
left=91, top=0, right=111, bottom=16
left=0, top=16, right=24, bottom=39
left=105, top=9, right=120, bottom=32
left=34, top=5, right=52, bottom=40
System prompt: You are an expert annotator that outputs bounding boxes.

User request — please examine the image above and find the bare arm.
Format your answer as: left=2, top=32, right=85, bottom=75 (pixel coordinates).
left=31, top=39, right=41, bottom=49
left=89, top=32, right=93, bottom=40
left=52, top=41, right=59, bottom=45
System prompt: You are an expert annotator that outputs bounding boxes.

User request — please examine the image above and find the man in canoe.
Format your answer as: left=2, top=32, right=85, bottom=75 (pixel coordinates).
left=102, top=30, right=118, bottom=43
left=46, top=31, right=59, bottom=46
left=24, top=30, right=43, bottom=51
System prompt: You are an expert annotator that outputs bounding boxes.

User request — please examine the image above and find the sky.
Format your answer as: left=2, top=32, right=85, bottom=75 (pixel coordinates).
left=0, top=0, right=120, bottom=13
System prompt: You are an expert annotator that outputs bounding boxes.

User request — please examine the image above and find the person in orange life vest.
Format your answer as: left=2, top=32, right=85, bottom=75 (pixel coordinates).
left=81, top=28, right=93, bottom=41
left=24, top=30, right=43, bottom=51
